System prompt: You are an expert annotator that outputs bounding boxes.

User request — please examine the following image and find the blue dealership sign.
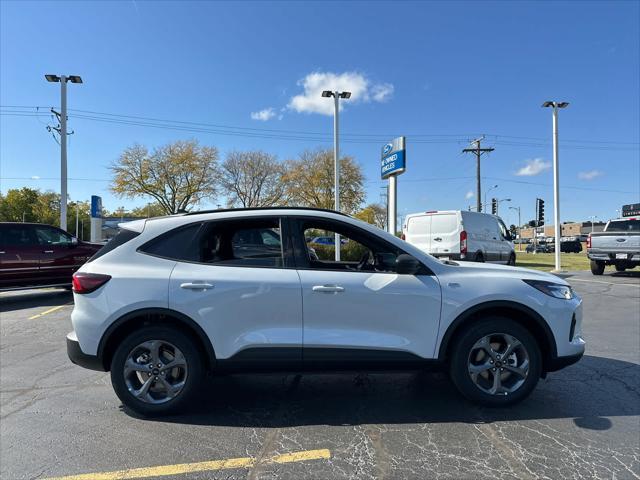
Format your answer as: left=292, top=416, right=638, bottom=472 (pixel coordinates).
left=90, top=195, right=103, bottom=219
left=381, top=136, right=406, bottom=179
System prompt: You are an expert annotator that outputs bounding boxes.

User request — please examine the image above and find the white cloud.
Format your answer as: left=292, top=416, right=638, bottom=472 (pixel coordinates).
left=578, top=170, right=603, bottom=181
left=288, top=71, right=394, bottom=115
left=250, top=107, right=276, bottom=121
left=371, top=83, right=394, bottom=102
left=515, top=158, right=551, bottom=176
left=465, top=191, right=474, bottom=200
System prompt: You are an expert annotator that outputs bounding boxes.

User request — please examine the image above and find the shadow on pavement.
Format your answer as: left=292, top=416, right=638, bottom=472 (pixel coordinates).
left=0, top=289, right=72, bottom=313
left=134, top=355, right=639, bottom=431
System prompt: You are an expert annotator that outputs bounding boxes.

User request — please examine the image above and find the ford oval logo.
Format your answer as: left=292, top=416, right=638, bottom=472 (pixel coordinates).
left=383, top=143, right=393, bottom=155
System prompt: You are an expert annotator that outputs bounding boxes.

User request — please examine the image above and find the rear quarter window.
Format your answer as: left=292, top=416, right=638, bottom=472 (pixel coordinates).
left=88, top=228, right=140, bottom=263
left=138, top=223, right=202, bottom=261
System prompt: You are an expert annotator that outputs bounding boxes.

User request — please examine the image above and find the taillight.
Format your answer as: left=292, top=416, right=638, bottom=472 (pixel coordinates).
left=586, top=235, right=591, bottom=249
left=72, top=272, right=111, bottom=294
left=460, top=230, right=468, bottom=256
left=401, top=233, right=406, bottom=240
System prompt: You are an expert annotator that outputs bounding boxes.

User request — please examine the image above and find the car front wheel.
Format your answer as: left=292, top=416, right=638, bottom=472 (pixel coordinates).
left=590, top=260, right=605, bottom=275
left=110, top=326, right=203, bottom=416
left=449, top=317, right=541, bottom=407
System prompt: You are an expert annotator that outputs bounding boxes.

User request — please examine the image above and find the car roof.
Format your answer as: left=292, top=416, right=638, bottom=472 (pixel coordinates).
left=184, top=207, right=349, bottom=217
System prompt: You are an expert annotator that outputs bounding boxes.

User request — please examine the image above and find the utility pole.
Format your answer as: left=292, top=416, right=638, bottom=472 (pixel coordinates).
left=45, top=74, right=82, bottom=232
left=75, top=203, right=79, bottom=237
left=463, top=136, right=494, bottom=212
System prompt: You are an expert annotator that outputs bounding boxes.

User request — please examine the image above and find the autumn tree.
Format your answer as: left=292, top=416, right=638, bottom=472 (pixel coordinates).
left=355, top=203, right=387, bottom=230
left=129, top=202, right=167, bottom=218
left=110, top=140, right=219, bottom=215
left=220, top=150, right=287, bottom=208
left=284, top=148, right=365, bottom=214
left=0, top=187, right=40, bottom=221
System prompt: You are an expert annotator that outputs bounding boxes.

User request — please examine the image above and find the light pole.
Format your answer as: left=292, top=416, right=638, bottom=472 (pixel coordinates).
left=509, top=206, right=522, bottom=251
left=542, top=100, right=569, bottom=272
left=496, top=198, right=511, bottom=215
left=46, top=74, right=83, bottom=232
left=484, top=184, right=498, bottom=212
left=322, top=90, right=351, bottom=261
left=588, top=215, right=598, bottom=233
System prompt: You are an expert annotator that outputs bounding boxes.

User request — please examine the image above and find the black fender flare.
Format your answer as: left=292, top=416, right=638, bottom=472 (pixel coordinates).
left=437, top=300, right=558, bottom=362
left=97, top=307, right=216, bottom=370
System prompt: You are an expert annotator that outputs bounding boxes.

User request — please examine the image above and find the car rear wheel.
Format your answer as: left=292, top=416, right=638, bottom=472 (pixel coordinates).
left=449, top=317, right=541, bottom=407
left=615, top=263, right=626, bottom=272
left=590, top=260, right=605, bottom=275
left=474, top=252, right=485, bottom=263
left=110, top=326, right=203, bottom=416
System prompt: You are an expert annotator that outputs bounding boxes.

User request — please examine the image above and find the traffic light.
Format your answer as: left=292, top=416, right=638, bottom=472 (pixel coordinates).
left=537, top=198, right=545, bottom=226
left=491, top=198, right=498, bottom=215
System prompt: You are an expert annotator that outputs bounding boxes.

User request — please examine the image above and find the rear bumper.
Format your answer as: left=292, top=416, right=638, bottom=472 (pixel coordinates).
left=66, top=331, right=106, bottom=371
left=588, top=251, right=640, bottom=263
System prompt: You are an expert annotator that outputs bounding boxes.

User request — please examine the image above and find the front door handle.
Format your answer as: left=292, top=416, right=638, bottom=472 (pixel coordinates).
left=312, top=284, right=345, bottom=293
left=180, top=282, right=214, bottom=290
left=433, top=237, right=442, bottom=242
left=43, top=250, right=54, bottom=254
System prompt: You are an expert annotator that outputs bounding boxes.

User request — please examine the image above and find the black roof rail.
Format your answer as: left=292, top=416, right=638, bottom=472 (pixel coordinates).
left=184, top=207, right=350, bottom=217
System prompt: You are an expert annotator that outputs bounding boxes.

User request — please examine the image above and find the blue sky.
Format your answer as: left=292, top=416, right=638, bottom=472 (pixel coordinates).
left=1, top=0, right=638, bottom=227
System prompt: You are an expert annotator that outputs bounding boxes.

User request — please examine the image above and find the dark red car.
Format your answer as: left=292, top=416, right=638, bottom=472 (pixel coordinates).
left=0, top=222, right=103, bottom=291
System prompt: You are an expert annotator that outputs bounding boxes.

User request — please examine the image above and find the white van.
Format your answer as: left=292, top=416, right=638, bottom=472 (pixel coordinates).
left=402, top=210, right=516, bottom=265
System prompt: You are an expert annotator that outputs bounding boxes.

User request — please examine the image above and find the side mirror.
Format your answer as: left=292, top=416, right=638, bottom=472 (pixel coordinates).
left=396, top=254, right=421, bottom=275
left=70, top=237, right=79, bottom=246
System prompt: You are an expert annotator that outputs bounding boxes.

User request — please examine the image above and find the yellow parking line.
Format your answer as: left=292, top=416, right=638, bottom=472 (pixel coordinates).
left=28, top=304, right=68, bottom=320
left=42, top=448, right=331, bottom=480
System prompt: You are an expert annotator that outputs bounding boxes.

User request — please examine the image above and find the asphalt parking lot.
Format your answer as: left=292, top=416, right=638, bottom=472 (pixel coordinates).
left=1, top=270, right=639, bottom=480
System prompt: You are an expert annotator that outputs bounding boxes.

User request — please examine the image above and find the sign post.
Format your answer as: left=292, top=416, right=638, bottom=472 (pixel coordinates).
left=381, top=137, right=406, bottom=235
left=90, top=195, right=103, bottom=243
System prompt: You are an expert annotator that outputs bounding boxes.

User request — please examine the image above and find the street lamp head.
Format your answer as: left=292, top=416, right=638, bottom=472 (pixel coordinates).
left=557, top=102, right=569, bottom=108
left=339, top=91, right=352, bottom=99
left=321, top=90, right=334, bottom=98
left=45, top=74, right=61, bottom=83
left=542, top=101, right=554, bottom=108
left=68, top=75, right=83, bottom=84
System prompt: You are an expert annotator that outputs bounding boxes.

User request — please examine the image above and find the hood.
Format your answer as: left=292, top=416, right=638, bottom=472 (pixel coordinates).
left=447, top=260, right=569, bottom=285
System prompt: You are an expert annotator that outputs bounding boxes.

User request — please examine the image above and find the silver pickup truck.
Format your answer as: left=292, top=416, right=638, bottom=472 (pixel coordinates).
left=587, top=218, right=640, bottom=275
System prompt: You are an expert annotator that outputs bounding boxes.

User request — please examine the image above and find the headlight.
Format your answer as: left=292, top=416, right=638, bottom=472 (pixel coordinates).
left=523, top=279, right=574, bottom=300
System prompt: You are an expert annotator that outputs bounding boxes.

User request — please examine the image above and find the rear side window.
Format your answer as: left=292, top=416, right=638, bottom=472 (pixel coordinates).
left=0, top=225, right=38, bottom=247
left=88, top=228, right=140, bottom=263
left=139, top=223, right=202, bottom=261
left=607, top=220, right=640, bottom=232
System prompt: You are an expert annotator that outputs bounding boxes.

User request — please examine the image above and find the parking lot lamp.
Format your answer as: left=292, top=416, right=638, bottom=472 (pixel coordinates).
left=509, top=206, right=522, bottom=251
left=45, top=74, right=83, bottom=232
left=322, top=90, right=351, bottom=261
left=542, top=101, right=569, bottom=272
left=484, top=184, right=498, bottom=212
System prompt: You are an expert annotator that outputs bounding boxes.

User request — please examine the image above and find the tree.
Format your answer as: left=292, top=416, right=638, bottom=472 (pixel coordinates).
left=129, top=202, right=166, bottom=218
left=111, top=140, right=219, bottom=215
left=283, top=148, right=365, bottom=214
left=0, top=187, right=40, bottom=222
left=220, top=151, right=287, bottom=207
left=355, top=203, right=387, bottom=230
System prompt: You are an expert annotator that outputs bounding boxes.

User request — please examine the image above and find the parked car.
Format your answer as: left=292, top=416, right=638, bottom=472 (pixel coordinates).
left=559, top=238, right=583, bottom=253
left=308, top=236, right=348, bottom=245
left=66, top=207, right=584, bottom=416
left=525, top=243, right=551, bottom=254
left=0, top=222, right=102, bottom=291
left=402, top=210, right=516, bottom=265
left=588, top=218, right=640, bottom=274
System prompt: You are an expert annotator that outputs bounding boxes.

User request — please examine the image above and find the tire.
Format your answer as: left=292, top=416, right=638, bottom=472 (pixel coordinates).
left=110, top=326, right=204, bottom=416
left=474, top=252, right=485, bottom=263
left=615, top=264, right=626, bottom=272
left=590, top=260, right=605, bottom=276
left=449, top=317, right=541, bottom=407
left=507, top=253, right=516, bottom=266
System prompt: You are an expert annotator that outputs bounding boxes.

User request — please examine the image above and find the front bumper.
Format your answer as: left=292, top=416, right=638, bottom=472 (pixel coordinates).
left=546, top=351, right=584, bottom=372
left=66, top=331, right=106, bottom=371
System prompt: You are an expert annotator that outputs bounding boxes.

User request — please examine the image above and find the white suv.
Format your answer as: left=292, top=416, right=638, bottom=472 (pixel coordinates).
left=67, top=208, right=585, bottom=416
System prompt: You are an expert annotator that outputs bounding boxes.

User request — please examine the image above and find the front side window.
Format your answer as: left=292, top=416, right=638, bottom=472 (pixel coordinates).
left=34, top=226, right=72, bottom=246
left=298, top=219, right=400, bottom=273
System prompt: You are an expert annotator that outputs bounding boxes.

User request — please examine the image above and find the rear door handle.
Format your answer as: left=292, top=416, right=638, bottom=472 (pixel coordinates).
left=43, top=250, right=54, bottom=254
left=434, top=237, right=442, bottom=242
left=180, top=282, right=214, bottom=290
left=312, top=285, right=345, bottom=293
